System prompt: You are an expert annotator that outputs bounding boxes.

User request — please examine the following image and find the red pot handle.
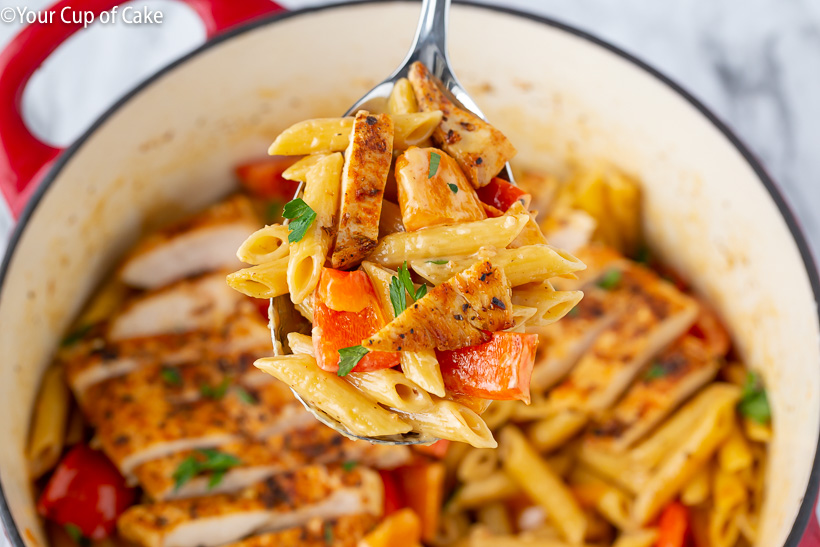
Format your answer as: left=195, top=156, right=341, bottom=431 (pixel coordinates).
left=0, top=0, right=283, bottom=218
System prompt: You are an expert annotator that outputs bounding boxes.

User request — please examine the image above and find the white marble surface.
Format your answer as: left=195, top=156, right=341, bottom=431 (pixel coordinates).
left=1, top=0, right=819, bottom=543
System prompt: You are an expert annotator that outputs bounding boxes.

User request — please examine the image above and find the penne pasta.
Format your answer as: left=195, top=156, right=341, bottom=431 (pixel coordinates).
left=287, top=153, right=343, bottom=303
left=281, top=154, right=325, bottom=182
left=500, top=425, right=587, bottom=544
left=457, top=448, right=499, bottom=483
left=346, top=368, right=435, bottom=413
left=254, top=354, right=412, bottom=437
left=681, top=463, right=712, bottom=506
left=225, top=256, right=289, bottom=298
left=718, top=423, right=754, bottom=473
left=528, top=410, right=588, bottom=453
left=449, top=471, right=519, bottom=510
left=371, top=213, right=530, bottom=268
left=569, top=467, right=633, bottom=530
left=268, top=111, right=443, bottom=156
left=27, top=366, right=70, bottom=479
left=477, top=502, right=513, bottom=536
left=286, top=332, right=314, bottom=356
left=511, top=281, right=584, bottom=327
left=398, top=400, right=497, bottom=448
left=236, top=224, right=290, bottom=265
left=410, top=244, right=585, bottom=286
left=612, top=529, right=658, bottom=547
left=388, top=77, right=420, bottom=115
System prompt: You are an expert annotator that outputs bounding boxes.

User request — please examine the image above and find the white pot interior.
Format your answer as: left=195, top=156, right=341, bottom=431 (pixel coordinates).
left=1, top=3, right=818, bottom=545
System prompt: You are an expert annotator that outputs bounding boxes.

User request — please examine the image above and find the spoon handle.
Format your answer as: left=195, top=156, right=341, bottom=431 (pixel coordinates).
left=405, top=0, right=453, bottom=81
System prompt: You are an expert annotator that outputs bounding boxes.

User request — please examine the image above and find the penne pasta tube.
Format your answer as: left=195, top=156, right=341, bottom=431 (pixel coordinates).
left=268, top=111, right=443, bottom=155
left=286, top=332, right=314, bottom=356
left=372, top=214, right=530, bottom=268
left=681, top=463, right=711, bottom=506
left=477, top=502, right=513, bottom=536
left=512, top=281, right=584, bottom=327
left=287, top=153, right=343, bottom=304
left=577, top=442, right=649, bottom=494
left=569, top=467, right=633, bottom=530
left=500, top=425, right=587, bottom=544
left=281, top=154, right=325, bottom=182
left=743, top=418, right=772, bottom=442
left=449, top=471, right=519, bottom=509
left=480, top=400, right=517, bottom=430
left=399, top=400, right=497, bottom=448
left=226, top=257, right=289, bottom=299
left=718, top=423, right=754, bottom=473
left=457, top=448, right=499, bottom=482
left=254, top=355, right=412, bottom=437
left=388, top=78, right=419, bottom=115
left=346, top=368, right=435, bottom=413
left=27, top=366, right=70, bottom=479
left=236, top=224, right=290, bottom=265
left=528, top=410, right=588, bottom=453
left=632, top=384, right=740, bottom=525
left=708, top=469, right=747, bottom=547
left=612, top=529, right=658, bottom=547
left=506, top=305, right=539, bottom=332
left=410, top=244, right=585, bottom=286
left=469, top=533, right=578, bottom=547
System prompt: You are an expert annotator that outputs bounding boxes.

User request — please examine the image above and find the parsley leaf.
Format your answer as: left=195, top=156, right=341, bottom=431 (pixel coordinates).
left=337, top=345, right=369, bottom=377
left=738, top=371, right=771, bottom=424
left=643, top=362, right=669, bottom=381
left=64, top=524, right=90, bottom=547
left=173, top=449, right=241, bottom=491
left=234, top=386, right=257, bottom=405
left=448, top=183, right=459, bottom=194
left=61, top=324, right=92, bottom=347
left=161, top=367, right=182, bottom=387
left=427, top=260, right=448, bottom=265
left=596, top=270, right=622, bottom=290
left=398, top=261, right=427, bottom=301
left=389, top=276, right=407, bottom=318
left=282, top=198, right=317, bottom=243
left=415, top=284, right=427, bottom=299
left=428, top=152, right=441, bottom=178
left=341, top=460, right=358, bottom=472
left=324, top=522, right=334, bottom=545
left=200, top=378, right=229, bottom=400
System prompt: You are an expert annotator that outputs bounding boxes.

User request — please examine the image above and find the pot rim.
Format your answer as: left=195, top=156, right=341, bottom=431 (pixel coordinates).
left=2, top=2, right=818, bottom=545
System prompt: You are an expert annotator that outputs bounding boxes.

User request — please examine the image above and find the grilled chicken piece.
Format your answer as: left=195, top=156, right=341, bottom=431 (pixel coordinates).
left=120, top=196, right=259, bottom=290
left=395, top=147, right=486, bottom=231
left=587, top=306, right=728, bottom=451
left=65, top=312, right=271, bottom=394
left=529, top=287, right=628, bottom=392
left=548, top=265, right=699, bottom=414
left=408, top=62, right=516, bottom=188
left=365, top=260, right=513, bottom=352
left=117, top=465, right=383, bottom=547
left=331, top=111, right=394, bottom=270
left=550, top=244, right=629, bottom=291
left=222, top=381, right=314, bottom=439
left=109, top=272, right=249, bottom=341
left=134, top=425, right=410, bottom=501
left=222, top=514, right=378, bottom=547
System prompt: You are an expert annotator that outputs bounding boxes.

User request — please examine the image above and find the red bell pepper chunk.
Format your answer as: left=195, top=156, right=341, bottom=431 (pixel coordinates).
left=656, top=501, right=693, bottom=547
left=395, top=463, right=446, bottom=542
left=476, top=177, right=531, bottom=212
left=313, top=268, right=400, bottom=373
left=437, top=332, right=538, bottom=403
left=378, top=469, right=405, bottom=516
left=412, top=440, right=451, bottom=459
left=235, top=156, right=301, bottom=201
left=37, top=444, right=136, bottom=540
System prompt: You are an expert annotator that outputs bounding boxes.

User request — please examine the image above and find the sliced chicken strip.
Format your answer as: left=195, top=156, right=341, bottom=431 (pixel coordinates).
left=134, top=425, right=410, bottom=501
left=548, top=265, right=699, bottom=415
left=222, top=514, right=378, bottom=547
left=408, top=61, right=516, bottom=188
left=117, top=465, right=383, bottom=547
left=109, top=272, right=249, bottom=341
left=120, top=196, right=259, bottom=290
left=331, top=111, right=394, bottom=270
left=365, top=260, right=513, bottom=352
left=587, top=307, right=728, bottom=451
left=550, top=244, right=629, bottom=291
left=64, top=311, right=271, bottom=394
left=221, top=381, right=314, bottom=440
left=95, top=396, right=241, bottom=477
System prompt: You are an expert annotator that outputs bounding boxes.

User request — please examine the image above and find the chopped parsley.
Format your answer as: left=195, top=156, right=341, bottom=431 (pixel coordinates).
left=427, top=260, right=449, bottom=265
left=61, top=324, right=93, bottom=347
left=64, top=524, right=90, bottom=547
left=448, top=183, right=459, bottom=194
left=389, top=262, right=428, bottom=316
left=643, top=362, right=669, bottom=381
left=389, top=276, right=407, bottom=318
left=341, top=460, right=358, bottom=472
left=428, top=152, right=441, bottom=178
left=200, top=378, right=229, bottom=400
left=234, top=386, right=257, bottom=405
left=173, top=449, right=241, bottom=491
left=282, top=198, right=316, bottom=243
left=596, top=269, right=622, bottom=290
left=160, top=367, right=182, bottom=387
left=738, top=371, right=771, bottom=424
left=324, top=522, right=334, bottom=545
left=337, top=345, right=369, bottom=377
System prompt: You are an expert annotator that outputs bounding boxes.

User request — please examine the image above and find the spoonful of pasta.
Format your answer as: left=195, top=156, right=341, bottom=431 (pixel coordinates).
left=227, top=0, right=586, bottom=446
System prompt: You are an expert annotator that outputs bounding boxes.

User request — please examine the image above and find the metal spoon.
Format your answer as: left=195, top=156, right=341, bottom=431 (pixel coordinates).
left=274, top=0, right=508, bottom=445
